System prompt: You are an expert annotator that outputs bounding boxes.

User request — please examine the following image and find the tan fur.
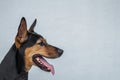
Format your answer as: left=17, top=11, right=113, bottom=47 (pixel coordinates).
left=24, top=38, right=58, bottom=71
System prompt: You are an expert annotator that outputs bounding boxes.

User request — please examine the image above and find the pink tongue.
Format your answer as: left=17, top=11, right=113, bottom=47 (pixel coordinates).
left=39, top=58, right=55, bottom=75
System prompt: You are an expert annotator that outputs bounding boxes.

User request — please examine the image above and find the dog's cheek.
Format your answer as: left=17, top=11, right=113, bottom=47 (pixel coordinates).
left=24, top=48, right=35, bottom=72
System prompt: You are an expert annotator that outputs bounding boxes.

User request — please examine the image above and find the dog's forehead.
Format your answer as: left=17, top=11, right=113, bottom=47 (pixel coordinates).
left=36, top=38, right=46, bottom=43
left=21, top=32, right=44, bottom=48
left=28, top=32, right=43, bottom=42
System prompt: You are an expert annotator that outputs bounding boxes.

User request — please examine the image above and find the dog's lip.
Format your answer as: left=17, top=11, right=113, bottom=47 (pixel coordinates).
left=32, top=54, right=55, bottom=75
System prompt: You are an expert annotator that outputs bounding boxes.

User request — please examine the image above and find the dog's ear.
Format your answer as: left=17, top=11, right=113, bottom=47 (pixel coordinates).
left=15, top=17, right=28, bottom=48
left=29, top=19, right=37, bottom=32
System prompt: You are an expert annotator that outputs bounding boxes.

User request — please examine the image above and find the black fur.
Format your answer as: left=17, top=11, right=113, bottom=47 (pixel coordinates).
left=0, top=32, right=43, bottom=80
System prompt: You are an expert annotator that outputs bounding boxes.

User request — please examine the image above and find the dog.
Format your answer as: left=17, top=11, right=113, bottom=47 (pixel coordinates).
left=0, top=17, right=63, bottom=80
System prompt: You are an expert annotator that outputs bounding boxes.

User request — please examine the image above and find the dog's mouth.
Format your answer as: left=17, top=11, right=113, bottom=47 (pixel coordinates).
left=32, top=54, right=55, bottom=75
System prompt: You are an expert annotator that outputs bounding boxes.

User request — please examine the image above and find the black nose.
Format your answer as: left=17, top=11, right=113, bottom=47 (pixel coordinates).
left=57, top=49, right=63, bottom=57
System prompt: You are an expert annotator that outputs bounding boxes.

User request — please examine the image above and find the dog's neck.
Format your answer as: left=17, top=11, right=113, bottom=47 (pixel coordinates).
left=0, top=44, right=18, bottom=72
left=0, top=44, right=28, bottom=80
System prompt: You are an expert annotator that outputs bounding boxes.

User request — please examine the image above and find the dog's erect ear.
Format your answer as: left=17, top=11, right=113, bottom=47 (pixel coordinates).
left=17, top=17, right=27, bottom=38
left=15, top=17, right=28, bottom=48
left=29, top=19, right=37, bottom=32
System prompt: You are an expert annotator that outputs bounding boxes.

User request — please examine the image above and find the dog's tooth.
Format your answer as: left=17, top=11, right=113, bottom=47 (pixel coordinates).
left=40, top=62, right=43, bottom=64
left=36, top=57, right=39, bottom=61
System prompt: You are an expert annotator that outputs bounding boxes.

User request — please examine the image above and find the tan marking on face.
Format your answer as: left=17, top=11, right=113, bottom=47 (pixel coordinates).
left=24, top=38, right=59, bottom=71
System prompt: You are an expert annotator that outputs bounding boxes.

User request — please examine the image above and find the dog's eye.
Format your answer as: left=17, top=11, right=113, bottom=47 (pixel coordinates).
left=38, top=42, right=45, bottom=46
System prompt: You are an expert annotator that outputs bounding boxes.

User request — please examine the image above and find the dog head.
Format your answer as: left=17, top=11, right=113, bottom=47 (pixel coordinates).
left=15, top=17, right=63, bottom=75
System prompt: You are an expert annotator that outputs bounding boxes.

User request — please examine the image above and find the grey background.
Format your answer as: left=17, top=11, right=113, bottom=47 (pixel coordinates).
left=0, top=0, right=120, bottom=80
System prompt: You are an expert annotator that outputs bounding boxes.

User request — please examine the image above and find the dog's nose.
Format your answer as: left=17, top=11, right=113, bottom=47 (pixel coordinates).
left=58, top=49, right=63, bottom=57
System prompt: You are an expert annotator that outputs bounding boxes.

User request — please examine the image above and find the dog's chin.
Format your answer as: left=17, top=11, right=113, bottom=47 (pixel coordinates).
left=32, top=54, right=55, bottom=75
